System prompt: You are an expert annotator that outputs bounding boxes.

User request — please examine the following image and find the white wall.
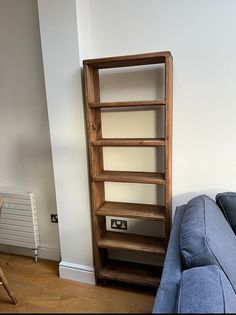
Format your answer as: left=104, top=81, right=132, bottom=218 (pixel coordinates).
left=0, top=0, right=60, bottom=259
left=87, top=0, right=236, bottom=213
left=38, top=0, right=95, bottom=284
left=35, top=0, right=236, bottom=281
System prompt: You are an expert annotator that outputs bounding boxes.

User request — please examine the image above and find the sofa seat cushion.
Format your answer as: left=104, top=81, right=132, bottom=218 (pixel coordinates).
left=180, top=194, right=236, bottom=292
left=216, top=192, right=236, bottom=234
left=178, top=265, right=236, bottom=313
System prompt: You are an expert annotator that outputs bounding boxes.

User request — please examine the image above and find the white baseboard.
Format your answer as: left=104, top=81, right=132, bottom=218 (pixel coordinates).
left=59, top=261, right=95, bottom=285
left=38, top=245, right=61, bottom=261
left=0, top=243, right=61, bottom=261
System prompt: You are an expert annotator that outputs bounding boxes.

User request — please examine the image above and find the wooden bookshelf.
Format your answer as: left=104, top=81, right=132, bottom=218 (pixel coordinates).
left=83, top=51, right=173, bottom=287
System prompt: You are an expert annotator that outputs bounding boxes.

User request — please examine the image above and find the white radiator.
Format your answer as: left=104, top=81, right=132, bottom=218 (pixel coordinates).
left=0, top=191, right=40, bottom=261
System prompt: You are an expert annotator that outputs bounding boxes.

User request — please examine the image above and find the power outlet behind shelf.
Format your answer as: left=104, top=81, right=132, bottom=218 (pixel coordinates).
left=51, top=214, right=58, bottom=223
left=111, top=219, right=127, bottom=230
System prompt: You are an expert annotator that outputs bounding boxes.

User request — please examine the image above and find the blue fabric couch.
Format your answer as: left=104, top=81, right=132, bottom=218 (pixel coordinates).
left=152, top=194, right=236, bottom=313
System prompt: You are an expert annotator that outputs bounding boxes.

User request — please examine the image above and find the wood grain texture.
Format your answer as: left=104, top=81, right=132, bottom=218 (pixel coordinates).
left=0, top=253, right=155, bottom=313
left=0, top=198, right=16, bottom=305
left=96, top=201, right=165, bottom=221
left=99, top=259, right=162, bottom=287
left=89, top=100, right=166, bottom=108
left=0, top=267, right=17, bottom=305
left=164, top=54, right=173, bottom=245
left=94, top=170, right=165, bottom=184
left=83, top=65, right=106, bottom=274
left=83, top=51, right=171, bottom=68
left=92, top=138, right=165, bottom=146
left=97, top=231, right=165, bottom=255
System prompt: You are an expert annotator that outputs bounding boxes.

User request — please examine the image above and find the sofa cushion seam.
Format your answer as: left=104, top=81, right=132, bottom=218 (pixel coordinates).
left=218, top=269, right=226, bottom=313
left=177, top=276, right=183, bottom=313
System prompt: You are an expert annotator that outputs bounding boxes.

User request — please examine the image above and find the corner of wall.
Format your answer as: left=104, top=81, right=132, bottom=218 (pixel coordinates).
left=59, top=261, right=95, bottom=285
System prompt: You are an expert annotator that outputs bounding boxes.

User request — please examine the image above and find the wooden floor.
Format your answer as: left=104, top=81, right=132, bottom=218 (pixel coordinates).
left=0, top=253, right=156, bottom=313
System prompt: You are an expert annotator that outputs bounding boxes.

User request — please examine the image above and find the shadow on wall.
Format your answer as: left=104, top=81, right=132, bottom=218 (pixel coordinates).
left=99, top=64, right=165, bottom=103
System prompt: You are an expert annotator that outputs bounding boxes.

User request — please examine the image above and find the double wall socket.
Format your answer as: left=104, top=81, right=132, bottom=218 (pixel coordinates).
left=111, top=219, right=127, bottom=230
left=51, top=214, right=58, bottom=223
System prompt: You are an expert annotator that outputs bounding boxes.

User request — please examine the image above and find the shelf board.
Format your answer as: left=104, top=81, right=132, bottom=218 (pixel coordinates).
left=96, top=201, right=165, bottom=221
left=98, top=259, right=162, bottom=287
left=89, top=100, right=166, bottom=109
left=97, top=231, right=166, bottom=255
left=92, top=138, right=165, bottom=146
left=93, top=170, right=165, bottom=185
left=83, top=51, right=172, bottom=69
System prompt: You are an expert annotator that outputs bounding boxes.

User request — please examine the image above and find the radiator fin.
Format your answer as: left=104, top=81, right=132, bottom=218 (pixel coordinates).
left=0, top=191, right=40, bottom=250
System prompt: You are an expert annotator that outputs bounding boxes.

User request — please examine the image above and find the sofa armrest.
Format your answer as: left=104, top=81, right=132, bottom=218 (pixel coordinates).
left=153, top=283, right=179, bottom=313
left=152, top=205, right=186, bottom=313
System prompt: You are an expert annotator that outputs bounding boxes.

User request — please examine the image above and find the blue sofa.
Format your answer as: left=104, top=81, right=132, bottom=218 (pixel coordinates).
left=152, top=194, right=236, bottom=313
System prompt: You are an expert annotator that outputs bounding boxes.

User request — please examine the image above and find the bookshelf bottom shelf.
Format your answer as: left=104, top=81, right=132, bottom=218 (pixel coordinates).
left=98, top=259, right=163, bottom=287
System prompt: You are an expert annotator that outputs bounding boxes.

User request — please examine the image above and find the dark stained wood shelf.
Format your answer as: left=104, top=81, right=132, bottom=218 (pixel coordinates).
left=92, top=138, right=165, bottom=146
left=96, top=201, right=165, bottom=221
left=97, top=231, right=166, bottom=255
left=99, top=259, right=162, bottom=287
left=89, top=100, right=166, bottom=108
left=93, top=171, right=165, bottom=184
left=83, top=51, right=171, bottom=69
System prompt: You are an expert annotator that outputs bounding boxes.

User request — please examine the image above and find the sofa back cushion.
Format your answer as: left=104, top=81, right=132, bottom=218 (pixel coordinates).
left=216, top=192, right=236, bottom=234
left=180, top=194, right=236, bottom=292
left=178, top=265, right=236, bottom=313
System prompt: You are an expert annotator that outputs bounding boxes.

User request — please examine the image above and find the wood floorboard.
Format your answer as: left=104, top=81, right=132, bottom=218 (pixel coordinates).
left=0, top=252, right=156, bottom=313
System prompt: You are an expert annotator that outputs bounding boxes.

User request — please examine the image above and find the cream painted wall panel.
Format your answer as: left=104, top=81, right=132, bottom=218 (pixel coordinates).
left=105, top=182, right=165, bottom=205
left=0, top=0, right=59, bottom=252
left=99, top=65, right=165, bottom=102
left=101, top=110, right=162, bottom=138
left=103, top=147, right=164, bottom=172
